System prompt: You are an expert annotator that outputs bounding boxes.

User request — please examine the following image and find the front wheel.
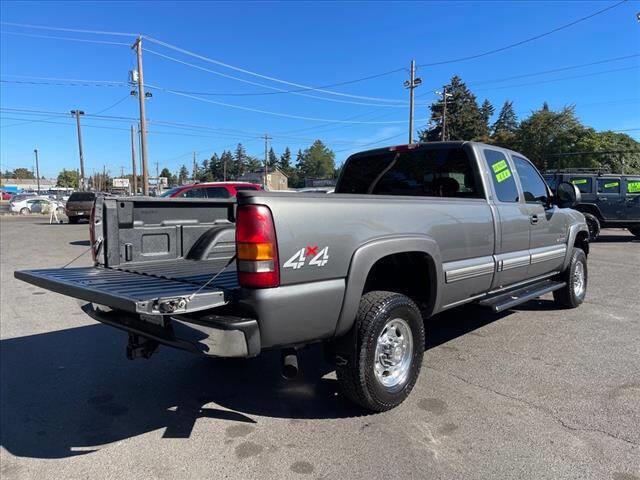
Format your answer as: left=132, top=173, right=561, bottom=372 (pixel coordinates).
left=19, top=207, right=30, bottom=215
left=583, top=213, right=600, bottom=241
left=553, top=248, right=587, bottom=308
left=336, top=291, right=425, bottom=412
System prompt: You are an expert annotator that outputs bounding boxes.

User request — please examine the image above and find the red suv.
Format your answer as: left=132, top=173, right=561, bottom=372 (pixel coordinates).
left=160, top=182, right=262, bottom=199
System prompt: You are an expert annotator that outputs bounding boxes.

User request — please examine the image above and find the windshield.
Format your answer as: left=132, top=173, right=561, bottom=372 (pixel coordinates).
left=160, top=187, right=182, bottom=197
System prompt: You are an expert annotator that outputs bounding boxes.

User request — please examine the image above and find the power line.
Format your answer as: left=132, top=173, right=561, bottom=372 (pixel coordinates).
left=92, top=94, right=133, bottom=115
left=474, top=65, right=638, bottom=91
left=147, top=83, right=425, bottom=124
left=417, top=0, right=628, bottom=67
left=0, top=30, right=130, bottom=46
left=143, top=36, right=408, bottom=104
left=144, top=48, right=407, bottom=106
left=0, top=21, right=137, bottom=37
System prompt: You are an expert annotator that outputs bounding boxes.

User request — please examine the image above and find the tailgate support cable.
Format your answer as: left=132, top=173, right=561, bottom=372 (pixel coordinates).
left=61, top=238, right=103, bottom=269
left=185, top=254, right=236, bottom=302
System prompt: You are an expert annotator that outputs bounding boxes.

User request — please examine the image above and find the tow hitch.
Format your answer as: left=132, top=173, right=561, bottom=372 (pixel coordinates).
left=126, top=333, right=159, bottom=360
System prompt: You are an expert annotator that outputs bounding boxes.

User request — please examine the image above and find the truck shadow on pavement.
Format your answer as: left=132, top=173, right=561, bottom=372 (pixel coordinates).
left=0, top=304, right=506, bottom=459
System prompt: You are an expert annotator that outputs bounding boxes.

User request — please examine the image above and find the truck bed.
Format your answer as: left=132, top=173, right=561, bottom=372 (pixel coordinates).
left=16, top=258, right=238, bottom=315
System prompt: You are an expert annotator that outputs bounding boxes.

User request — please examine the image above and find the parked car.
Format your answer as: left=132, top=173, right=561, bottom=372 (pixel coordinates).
left=543, top=169, right=640, bottom=240
left=1, top=190, right=14, bottom=200
left=160, top=182, right=262, bottom=199
left=16, top=141, right=589, bottom=412
left=65, top=191, right=97, bottom=223
left=9, top=196, right=64, bottom=215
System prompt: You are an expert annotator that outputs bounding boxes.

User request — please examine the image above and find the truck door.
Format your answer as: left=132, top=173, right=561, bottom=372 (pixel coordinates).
left=483, top=148, right=531, bottom=289
left=596, top=177, right=624, bottom=220
left=624, top=177, right=640, bottom=222
left=512, top=155, right=568, bottom=279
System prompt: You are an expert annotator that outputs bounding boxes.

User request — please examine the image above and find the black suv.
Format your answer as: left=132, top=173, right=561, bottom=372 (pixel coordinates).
left=543, top=169, right=640, bottom=240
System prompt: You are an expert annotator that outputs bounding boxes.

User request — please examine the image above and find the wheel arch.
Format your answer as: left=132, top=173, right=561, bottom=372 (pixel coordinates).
left=334, top=235, right=443, bottom=337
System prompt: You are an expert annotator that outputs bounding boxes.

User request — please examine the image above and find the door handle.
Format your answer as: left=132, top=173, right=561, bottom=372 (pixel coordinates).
left=598, top=197, right=608, bottom=201
left=530, top=214, right=539, bottom=225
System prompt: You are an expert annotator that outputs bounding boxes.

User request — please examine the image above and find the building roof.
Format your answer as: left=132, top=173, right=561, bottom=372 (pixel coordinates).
left=0, top=178, right=56, bottom=186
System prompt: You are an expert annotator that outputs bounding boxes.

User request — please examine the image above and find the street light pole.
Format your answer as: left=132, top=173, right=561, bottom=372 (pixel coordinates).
left=33, top=149, right=40, bottom=194
left=70, top=110, right=85, bottom=190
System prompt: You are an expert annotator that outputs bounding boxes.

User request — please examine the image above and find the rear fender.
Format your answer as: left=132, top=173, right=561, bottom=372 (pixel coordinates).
left=334, top=235, right=443, bottom=337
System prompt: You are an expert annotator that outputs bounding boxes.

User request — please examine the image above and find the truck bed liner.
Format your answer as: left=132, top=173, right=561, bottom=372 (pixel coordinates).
left=15, top=258, right=238, bottom=315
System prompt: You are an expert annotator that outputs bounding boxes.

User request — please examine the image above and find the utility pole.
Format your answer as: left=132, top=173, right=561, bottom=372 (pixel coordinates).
left=223, top=155, right=227, bottom=181
left=192, top=152, right=197, bottom=181
left=130, top=125, right=138, bottom=195
left=120, top=166, right=125, bottom=178
left=404, top=60, right=422, bottom=144
left=33, top=149, right=40, bottom=194
left=263, top=133, right=272, bottom=190
left=70, top=110, right=85, bottom=190
left=155, top=161, right=162, bottom=194
left=102, top=165, right=106, bottom=192
left=132, top=37, right=149, bottom=195
left=439, top=86, right=452, bottom=141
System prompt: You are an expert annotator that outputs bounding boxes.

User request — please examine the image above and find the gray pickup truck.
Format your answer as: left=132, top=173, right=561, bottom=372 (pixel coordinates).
left=15, top=141, right=589, bottom=411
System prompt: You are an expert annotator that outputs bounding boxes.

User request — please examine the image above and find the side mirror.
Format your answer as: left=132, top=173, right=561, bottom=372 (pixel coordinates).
left=554, top=182, right=581, bottom=208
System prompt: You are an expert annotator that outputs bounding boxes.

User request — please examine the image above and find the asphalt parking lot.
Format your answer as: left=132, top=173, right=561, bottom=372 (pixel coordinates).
left=1, top=215, right=638, bottom=480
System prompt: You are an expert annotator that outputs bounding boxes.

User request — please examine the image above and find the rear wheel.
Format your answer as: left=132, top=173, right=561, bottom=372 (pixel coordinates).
left=19, top=207, right=30, bottom=215
left=629, top=227, right=640, bottom=238
left=553, top=248, right=587, bottom=308
left=583, top=213, right=600, bottom=241
left=336, top=291, right=424, bottom=412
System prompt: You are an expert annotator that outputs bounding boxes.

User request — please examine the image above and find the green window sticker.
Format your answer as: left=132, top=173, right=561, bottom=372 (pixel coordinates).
left=628, top=181, right=640, bottom=193
left=571, top=178, right=588, bottom=185
left=604, top=181, right=619, bottom=189
left=495, top=169, right=512, bottom=183
left=491, top=158, right=512, bottom=182
left=492, top=159, right=508, bottom=174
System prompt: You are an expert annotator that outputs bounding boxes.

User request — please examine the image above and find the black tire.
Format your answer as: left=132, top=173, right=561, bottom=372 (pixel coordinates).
left=19, top=207, right=30, bottom=215
left=629, top=227, right=640, bottom=238
left=583, top=213, right=600, bottom=241
left=553, top=248, right=587, bottom=308
left=68, top=216, right=79, bottom=224
left=336, top=291, right=425, bottom=412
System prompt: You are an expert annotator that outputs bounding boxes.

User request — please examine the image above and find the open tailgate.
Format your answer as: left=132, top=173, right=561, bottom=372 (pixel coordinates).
left=15, top=258, right=238, bottom=315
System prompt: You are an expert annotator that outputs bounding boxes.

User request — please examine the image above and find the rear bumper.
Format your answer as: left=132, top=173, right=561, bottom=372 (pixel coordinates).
left=82, top=303, right=260, bottom=358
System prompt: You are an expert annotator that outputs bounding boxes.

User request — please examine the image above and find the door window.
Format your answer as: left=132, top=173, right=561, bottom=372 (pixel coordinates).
left=626, top=179, right=640, bottom=195
left=597, top=178, right=621, bottom=194
left=569, top=177, right=593, bottom=194
left=205, top=187, right=231, bottom=198
left=485, top=149, right=519, bottom=203
left=513, top=156, right=548, bottom=204
left=181, top=188, right=205, bottom=198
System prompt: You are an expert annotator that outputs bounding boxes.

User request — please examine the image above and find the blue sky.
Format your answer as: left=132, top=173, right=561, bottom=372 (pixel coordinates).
left=1, top=0, right=639, bottom=178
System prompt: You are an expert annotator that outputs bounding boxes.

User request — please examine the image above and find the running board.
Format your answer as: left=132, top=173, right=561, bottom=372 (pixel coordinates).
left=478, top=280, right=566, bottom=313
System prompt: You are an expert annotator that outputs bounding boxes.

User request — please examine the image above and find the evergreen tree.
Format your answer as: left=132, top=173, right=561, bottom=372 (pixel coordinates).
left=220, top=150, right=235, bottom=180
left=492, top=101, right=518, bottom=135
left=279, top=147, right=292, bottom=173
left=419, top=76, right=486, bottom=142
left=298, top=140, right=335, bottom=179
left=480, top=99, right=495, bottom=136
left=246, top=155, right=263, bottom=173
left=268, top=147, right=278, bottom=168
left=178, top=165, right=189, bottom=184
left=159, top=167, right=177, bottom=186
left=234, top=143, right=248, bottom=177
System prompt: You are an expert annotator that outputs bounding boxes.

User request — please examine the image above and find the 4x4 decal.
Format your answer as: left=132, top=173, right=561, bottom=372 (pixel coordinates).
left=283, top=245, right=330, bottom=269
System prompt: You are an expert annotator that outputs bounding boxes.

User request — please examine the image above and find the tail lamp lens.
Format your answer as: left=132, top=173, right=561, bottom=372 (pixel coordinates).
left=236, top=204, right=279, bottom=288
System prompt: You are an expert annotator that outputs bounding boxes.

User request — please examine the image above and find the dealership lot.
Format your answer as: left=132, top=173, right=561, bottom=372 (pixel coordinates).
left=0, top=216, right=638, bottom=480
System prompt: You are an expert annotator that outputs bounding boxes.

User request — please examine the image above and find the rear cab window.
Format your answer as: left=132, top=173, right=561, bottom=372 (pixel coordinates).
left=484, top=149, right=519, bottom=203
left=569, top=177, right=593, bottom=194
left=336, top=145, right=484, bottom=199
left=597, top=178, right=621, bottom=194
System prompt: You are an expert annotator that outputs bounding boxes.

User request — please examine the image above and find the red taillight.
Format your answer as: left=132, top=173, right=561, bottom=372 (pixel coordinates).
left=236, top=204, right=279, bottom=288
left=389, top=143, right=418, bottom=152
left=89, top=202, right=97, bottom=262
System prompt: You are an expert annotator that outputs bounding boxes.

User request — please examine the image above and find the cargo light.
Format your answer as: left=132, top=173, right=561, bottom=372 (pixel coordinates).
left=389, top=144, right=419, bottom=152
left=236, top=204, right=280, bottom=288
